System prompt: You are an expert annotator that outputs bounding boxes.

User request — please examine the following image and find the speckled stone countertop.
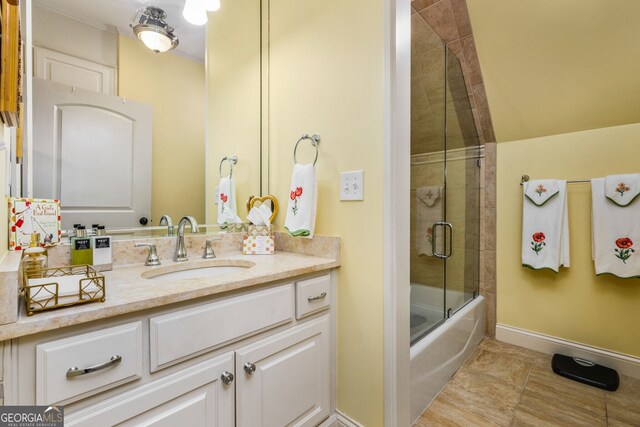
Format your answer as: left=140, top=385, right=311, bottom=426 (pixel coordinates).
left=0, top=233, right=340, bottom=341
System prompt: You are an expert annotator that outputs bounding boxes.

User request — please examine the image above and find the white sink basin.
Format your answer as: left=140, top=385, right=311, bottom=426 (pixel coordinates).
left=142, top=260, right=254, bottom=281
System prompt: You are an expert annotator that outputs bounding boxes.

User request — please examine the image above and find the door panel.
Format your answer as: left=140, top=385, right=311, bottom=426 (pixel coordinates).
left=409, top=15, right=447, bottom=344
left=65, top=353, right=234, bottom=427
left=33, top=78, right=152, bottom=228
left=34, top=47, right=116, bottom=95
left=236, top=317, right=330, bottom=427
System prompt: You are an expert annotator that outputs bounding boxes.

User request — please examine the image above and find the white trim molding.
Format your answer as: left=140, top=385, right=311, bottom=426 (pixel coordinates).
left=336, top=410, right=365, bottom=427
left=496, top=324, right=640, bottom=380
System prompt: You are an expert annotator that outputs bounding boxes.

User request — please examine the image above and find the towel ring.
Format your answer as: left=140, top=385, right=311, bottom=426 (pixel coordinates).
left=219, top=156, right=238, bottom=178
left=293, top=134, right=321, bottom=166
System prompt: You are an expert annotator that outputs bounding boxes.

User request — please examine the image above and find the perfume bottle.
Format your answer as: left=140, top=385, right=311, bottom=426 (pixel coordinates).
left=91, top=225, right=112, bottom=271
left=20, top=247, right=48, bottom=287
left=71, top=225, right=93, bottom=265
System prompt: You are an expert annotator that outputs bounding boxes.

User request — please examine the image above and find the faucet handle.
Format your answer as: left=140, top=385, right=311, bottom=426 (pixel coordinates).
left=203, top=239, right=217, bottom=259
left=135, top=243, right=161, bottom=266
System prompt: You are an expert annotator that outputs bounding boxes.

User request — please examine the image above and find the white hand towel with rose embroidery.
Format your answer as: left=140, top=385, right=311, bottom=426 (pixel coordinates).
left=284, top=163, right=317, bottom=238
left=416, top=186, right=444, bottom=257
left=217, top=177, right=239, bottom=224
left=591, top=174, right=640, bottom=278
left=521, top=179, right=570, bottom=272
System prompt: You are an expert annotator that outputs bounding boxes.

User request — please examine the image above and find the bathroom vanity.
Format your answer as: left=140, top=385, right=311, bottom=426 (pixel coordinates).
left=0, top=236, right=340, bottom=427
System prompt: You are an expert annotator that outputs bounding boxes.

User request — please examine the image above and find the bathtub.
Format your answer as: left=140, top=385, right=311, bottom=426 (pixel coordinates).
left=409, top=285, right=485, bottom=423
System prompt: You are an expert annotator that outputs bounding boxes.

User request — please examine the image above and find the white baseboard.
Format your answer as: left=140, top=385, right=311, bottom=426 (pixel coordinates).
left=496, top=324, right=640, bottom=380
left=336, top=410, right=364, bottom=427
left=318, top=414, right=338, bottom=427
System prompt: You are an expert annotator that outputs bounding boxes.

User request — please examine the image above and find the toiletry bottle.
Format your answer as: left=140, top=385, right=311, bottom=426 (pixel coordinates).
left=20, top=247, right=48, bottom=287
left=91, top=225, right=112, bottom=271
left=29, top=233, right=41, bottom=248
left=71, top=225, right=93, bottom=265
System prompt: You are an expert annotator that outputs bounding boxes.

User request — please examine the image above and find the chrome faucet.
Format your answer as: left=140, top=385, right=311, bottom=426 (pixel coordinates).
left=159, top=214, right=174, bottom=236
left=174, top=216, right=199, bottom=262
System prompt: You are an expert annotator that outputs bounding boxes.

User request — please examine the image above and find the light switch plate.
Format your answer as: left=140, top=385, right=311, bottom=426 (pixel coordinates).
left=340, top=170, right=364, bottom=201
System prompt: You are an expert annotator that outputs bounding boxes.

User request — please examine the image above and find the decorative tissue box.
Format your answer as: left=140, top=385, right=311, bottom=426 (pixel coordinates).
left=9, top=197, right=62, bottom=250
left=242, top=235, right=275, bottom=255
left=247, top=224, right=271, bottom=237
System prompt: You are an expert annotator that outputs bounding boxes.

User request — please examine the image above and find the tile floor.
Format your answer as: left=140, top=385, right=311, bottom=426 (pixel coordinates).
left=414, top=338, right=640, bottom=426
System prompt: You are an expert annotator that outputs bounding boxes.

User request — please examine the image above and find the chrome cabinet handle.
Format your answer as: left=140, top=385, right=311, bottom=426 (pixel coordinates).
left=307, top=292, right=327, bottom=302
left=220, top=371, right=234, bottom=385
left=67, top=355, right=122, bottom=378
left=244, top=362, right=256, bottom=375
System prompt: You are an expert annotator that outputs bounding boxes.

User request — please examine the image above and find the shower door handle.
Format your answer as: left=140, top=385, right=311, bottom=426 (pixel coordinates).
left=443, top=222, right=453, bottom=259
left=431, top=222, right=453, bottom=260
left=432, top=222, right=446, bottom=259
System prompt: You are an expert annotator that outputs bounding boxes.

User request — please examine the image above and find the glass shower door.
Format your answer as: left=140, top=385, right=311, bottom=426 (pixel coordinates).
left=409, top=14, right=447, bottom=344
left=443, top=45, right=481, bottom=317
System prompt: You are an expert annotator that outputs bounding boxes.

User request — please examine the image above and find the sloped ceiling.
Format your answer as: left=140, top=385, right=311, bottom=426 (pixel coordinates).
left=466, top=0, right=640, bottom=143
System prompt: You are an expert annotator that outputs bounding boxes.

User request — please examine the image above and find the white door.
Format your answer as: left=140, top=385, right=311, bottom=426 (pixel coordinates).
left=236, top=317, right=330, bottom=427
left=65, top=353, right=235, bottom=427
left=32, top=78, right=152, bottom=228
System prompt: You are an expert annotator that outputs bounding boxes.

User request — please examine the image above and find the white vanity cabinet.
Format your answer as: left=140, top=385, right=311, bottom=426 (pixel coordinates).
left=236, top=316, right=330, bottom=427
left=4, top=271, right=336, bottom=427
left=66, top=352, right=235, bottom=427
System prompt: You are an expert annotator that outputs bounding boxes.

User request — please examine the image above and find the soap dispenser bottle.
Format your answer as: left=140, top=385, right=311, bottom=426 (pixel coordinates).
left=91, top=225, right=112, bottom=271
left=71, top=225, right=93, bottom=265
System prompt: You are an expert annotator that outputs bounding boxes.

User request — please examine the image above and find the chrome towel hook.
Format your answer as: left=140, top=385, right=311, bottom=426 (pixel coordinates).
left=294, top=134, right=321, bottom=166
left=219, top=156, right=238, bottom=178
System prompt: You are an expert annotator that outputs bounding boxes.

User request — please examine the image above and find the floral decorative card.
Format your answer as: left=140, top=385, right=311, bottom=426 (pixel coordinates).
left=9, top=198, right=61, bottom=250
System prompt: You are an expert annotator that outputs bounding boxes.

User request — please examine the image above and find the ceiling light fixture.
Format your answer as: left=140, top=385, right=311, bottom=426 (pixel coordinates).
left=183, top=0, right=208, bottom=25
left=203, top=0, right=221, bottom=12
left=130, top=6, right=179, bottom=53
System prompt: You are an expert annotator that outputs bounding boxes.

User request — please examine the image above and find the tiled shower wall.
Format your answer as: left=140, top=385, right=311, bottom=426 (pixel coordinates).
left=412, top=0, right=497, bottom=335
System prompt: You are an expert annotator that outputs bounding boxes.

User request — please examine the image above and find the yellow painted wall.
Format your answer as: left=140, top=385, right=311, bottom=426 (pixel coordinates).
left=0, top=148, right=7, bottom=259
left=467, top=0, right=640, bottom=142
left=497, top=123, right=640, bottom=357
left=205, top=3, right=262, bottom=224
left=267, top=0, right=385, bottom=424
left=118, top=36, right=206, bottom=224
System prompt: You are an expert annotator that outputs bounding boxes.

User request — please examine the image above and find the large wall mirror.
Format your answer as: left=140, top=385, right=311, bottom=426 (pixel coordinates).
left=20, top=0, right=265, bottom=232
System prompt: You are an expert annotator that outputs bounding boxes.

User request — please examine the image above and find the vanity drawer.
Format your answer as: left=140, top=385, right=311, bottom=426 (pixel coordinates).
left=150, top=283, right=294, bottom=371
left=296, top=274, right=331, bottom=319
left=36, top=321, right=143, bottom=405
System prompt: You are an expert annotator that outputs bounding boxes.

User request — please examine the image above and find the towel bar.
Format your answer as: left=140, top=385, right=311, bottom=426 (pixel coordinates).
left=520, top=175, right=590, bottom=185
left=219, top=156, right=238, bottom=178
left=294, top=134, right=321, bottom=166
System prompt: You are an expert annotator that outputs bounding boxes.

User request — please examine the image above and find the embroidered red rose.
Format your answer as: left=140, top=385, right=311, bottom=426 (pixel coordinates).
left=220, top=194, right=228, bottom=203
left=616, top=237, right=633, bottom=249
left=530, top=232, right=546, bottom=255
left=290, top=187, right=303, bottom=215
left=532, top=232, right=545, bottom=243
left=615, top=237, right=634, bottom=263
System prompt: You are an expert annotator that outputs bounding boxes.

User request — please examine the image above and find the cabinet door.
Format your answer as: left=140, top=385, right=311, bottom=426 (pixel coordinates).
left=236, top=316, right=330, bottom=427
left=65, top=353, right=235, bottom=427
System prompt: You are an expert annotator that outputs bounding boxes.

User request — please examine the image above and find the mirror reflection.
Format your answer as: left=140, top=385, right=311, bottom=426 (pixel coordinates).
left=24, top=0, right=263, bottom=232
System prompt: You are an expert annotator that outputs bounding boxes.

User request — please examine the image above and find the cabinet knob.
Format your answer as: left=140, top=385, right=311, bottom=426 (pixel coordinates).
left=220, top=371, right=234, bottom=385
left=244, top=362, right=256, bottom=375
